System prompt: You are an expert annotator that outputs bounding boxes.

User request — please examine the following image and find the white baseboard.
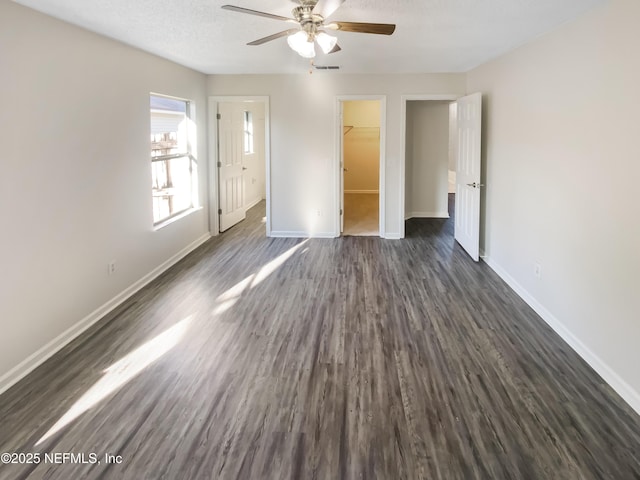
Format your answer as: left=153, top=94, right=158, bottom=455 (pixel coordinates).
left=344, top=190, right=379, bottom=194
left=482, top=255, right=640, bottom=416
left=270, top=230, right=401, bottom=239
left=405, top=211, right=450, bottom=220
left=0, top=233, right=211, bottom=396
left=244, top=197, right=263, bottom=210
left=269, top=231, right=337, bottom=239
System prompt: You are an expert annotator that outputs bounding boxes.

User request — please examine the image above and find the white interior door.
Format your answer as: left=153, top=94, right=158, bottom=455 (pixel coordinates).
left=454, top=93, right=483, bottom=261
left=218, top=103, right=246, bottom=232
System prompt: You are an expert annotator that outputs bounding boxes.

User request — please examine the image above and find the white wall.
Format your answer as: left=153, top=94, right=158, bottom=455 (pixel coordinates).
left=0, top=2, right=209, bottom=389
left=448, top=102, right=458, bottom=194
left=207, top=74, right=466, bottom=237
left=468, top=0, right=640, bottom=411
left=405, top=101, right=450, bottom=218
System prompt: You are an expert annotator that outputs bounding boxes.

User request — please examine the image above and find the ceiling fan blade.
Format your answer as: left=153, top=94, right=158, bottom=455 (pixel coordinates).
left=221, top=5, right=296, bottom=23
left=326, top=21, right=396, bottom=35
left=247, top=29, right=300, bottom=46
left=312, top=0, right=345, bottom=19
left=328, top=44, right=342, bottom=54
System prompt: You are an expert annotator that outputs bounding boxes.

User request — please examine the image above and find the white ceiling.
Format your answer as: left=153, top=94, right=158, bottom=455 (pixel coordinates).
left=13, top=0, right=605, bottom=74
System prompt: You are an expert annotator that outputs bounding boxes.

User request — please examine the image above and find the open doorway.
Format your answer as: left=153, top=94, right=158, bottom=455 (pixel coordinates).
left=401, top=93, right=483, bottom=257
left=340, top=99, right=383, bottom=236
left=404, top=99, right=457, bottom=222
left=448, top=101, right=458, bottom=199
left=208, top=96, right=270, bottom=236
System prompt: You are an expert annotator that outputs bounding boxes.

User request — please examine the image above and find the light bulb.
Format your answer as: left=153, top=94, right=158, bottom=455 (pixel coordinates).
left=316, top=32, right=337, bottom=54
left=287, top=31, right=316, bottom=58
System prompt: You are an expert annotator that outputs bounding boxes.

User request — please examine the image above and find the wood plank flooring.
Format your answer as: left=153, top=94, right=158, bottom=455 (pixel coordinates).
left=1, top=198, right=640, bottom=479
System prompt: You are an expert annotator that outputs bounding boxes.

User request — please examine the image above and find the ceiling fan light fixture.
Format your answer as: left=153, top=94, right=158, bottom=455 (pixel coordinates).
left=287, top=30, right=316, bottom=58
left=223, top=2, right=396, bottom=61
left=316, top=31, right=337, bottom=54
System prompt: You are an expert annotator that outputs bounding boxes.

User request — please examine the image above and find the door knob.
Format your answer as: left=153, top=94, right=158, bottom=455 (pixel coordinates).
left=466, top=182, right=485, bottom=188
left=242, top=167, right=248, bottom=171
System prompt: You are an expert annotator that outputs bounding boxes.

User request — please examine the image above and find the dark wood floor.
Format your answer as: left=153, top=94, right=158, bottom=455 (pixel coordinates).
left=1, top=198, right=640, bottom=479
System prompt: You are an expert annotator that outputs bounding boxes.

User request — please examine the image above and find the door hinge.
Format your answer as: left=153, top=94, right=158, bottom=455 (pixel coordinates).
left=218, top=208, right=222, bottom=215
left=217, top=161, right=221, bottom=168
left=340, top=209, right=343, bottom=215
left=217, top=113, right=221, bottom=120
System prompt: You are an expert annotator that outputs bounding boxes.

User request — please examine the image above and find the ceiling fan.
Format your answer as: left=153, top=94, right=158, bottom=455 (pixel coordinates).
left=221, top=0, right=396, bottom=59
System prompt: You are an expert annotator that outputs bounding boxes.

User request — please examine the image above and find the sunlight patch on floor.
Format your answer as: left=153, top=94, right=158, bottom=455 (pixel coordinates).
left=36, top=316, right=192, bottom=446
left=212, top=240, right=308, bottom=316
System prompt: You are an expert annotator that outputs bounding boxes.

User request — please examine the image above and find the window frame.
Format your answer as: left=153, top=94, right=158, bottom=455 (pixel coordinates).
left=150, top=93, right=197, bottom=226
left=243, top=109, right=254, bottom=155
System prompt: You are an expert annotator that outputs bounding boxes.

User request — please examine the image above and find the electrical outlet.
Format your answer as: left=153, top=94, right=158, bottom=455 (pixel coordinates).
left=534, top=263, right=542, bottom=279
left=316, top=209, right=322, bottom=217
left=108, top=260, right=117, bottom=275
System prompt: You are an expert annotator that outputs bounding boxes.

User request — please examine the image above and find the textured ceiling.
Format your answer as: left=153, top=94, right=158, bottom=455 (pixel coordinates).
left=12, top=0, right=605, bottom=74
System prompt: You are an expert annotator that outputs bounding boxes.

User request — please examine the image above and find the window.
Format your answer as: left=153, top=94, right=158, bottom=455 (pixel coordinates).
left=243, top=110, right=254, bottom=154
left=150, top=94, right=196, bottom=225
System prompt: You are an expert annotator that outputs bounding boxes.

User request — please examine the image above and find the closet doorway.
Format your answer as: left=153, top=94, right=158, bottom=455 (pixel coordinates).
left=339, top=99, right=384, bottom=236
